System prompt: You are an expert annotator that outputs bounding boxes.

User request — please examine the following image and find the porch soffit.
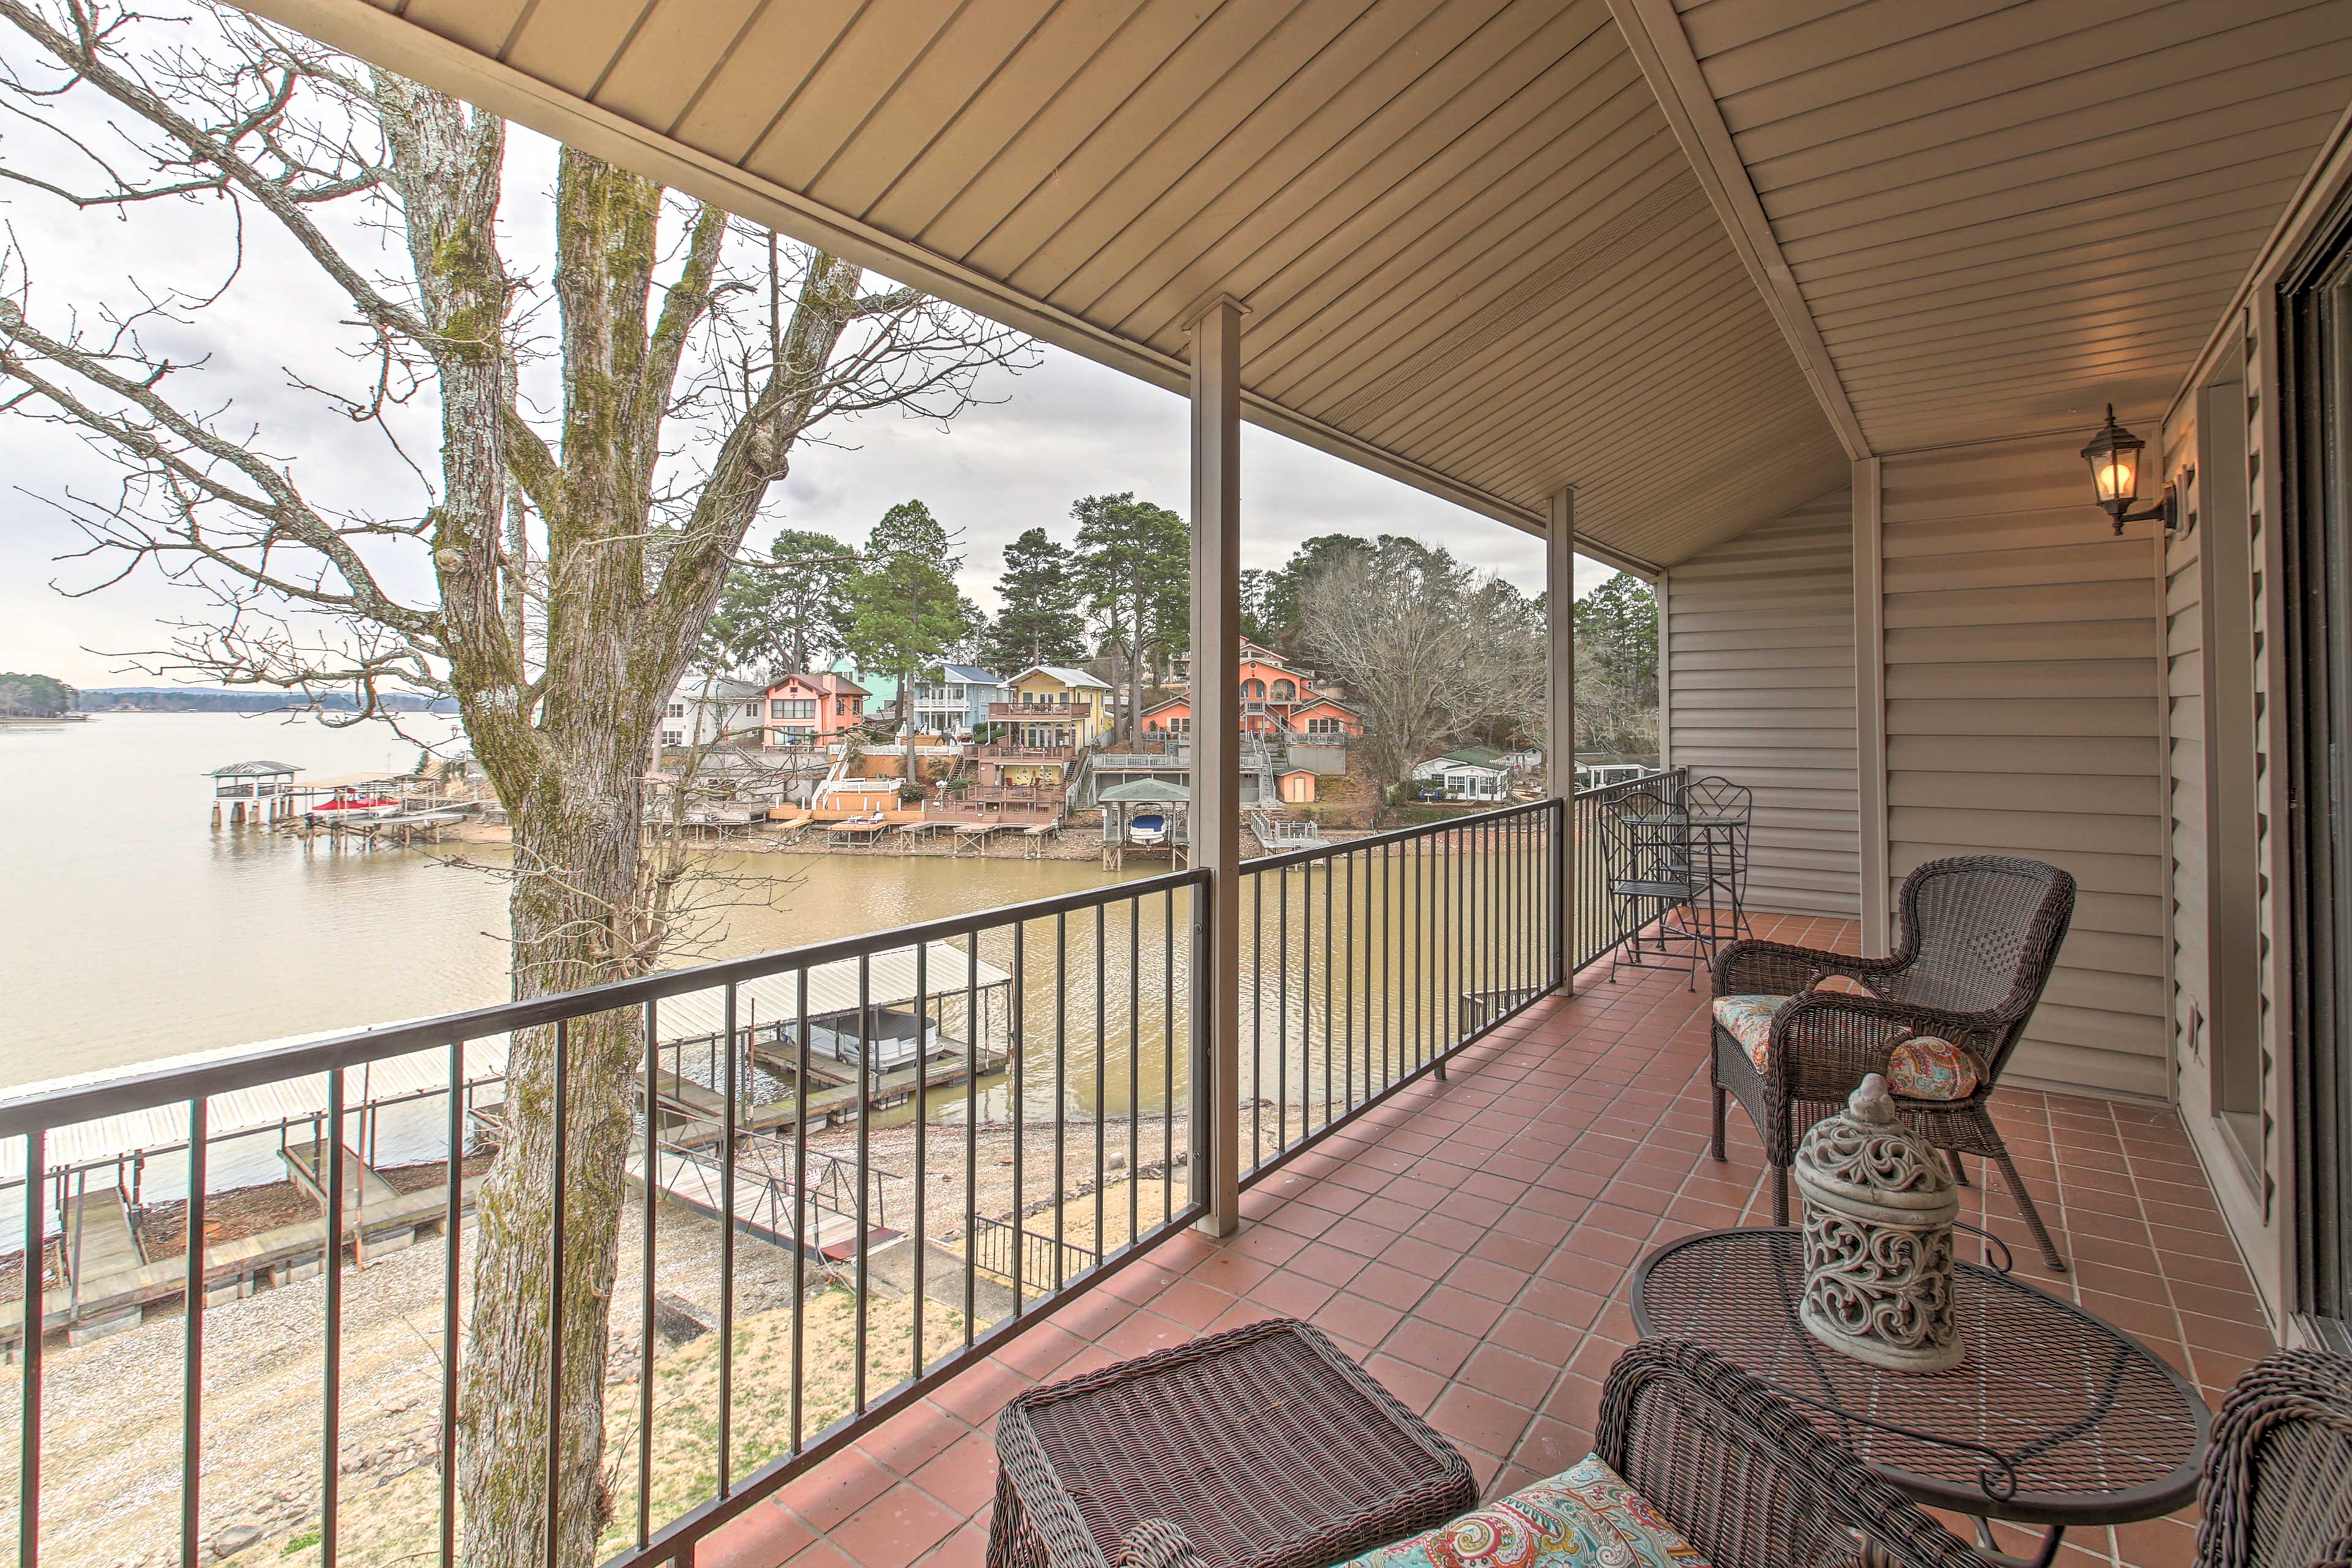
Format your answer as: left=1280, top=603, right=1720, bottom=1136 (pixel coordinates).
left=239, top=0, right=1854, bottom=576
left=1665, top=0, right=2352, bottom=456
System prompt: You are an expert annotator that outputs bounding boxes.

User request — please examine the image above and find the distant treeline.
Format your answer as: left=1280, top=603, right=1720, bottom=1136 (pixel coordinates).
left=0, top=671, right=77, bottom=717
left=76, top=687, right=458, bottom=714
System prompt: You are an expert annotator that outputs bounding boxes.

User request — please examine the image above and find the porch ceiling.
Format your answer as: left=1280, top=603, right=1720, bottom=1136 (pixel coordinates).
left=243, top=0, right=2352, bottom=568
left=241, top=0, right=1842, bottom=573
left=1654, top=0, right=2352, bottom=453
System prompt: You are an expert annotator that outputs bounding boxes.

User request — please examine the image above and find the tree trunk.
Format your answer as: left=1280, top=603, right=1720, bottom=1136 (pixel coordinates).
left=458, top=763, right=647, bottom=1568
left=1128, top=603, right=1144, bottom=747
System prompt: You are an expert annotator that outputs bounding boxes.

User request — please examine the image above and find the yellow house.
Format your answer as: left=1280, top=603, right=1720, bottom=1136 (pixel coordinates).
left=994, top=665, right=1111, bottom=750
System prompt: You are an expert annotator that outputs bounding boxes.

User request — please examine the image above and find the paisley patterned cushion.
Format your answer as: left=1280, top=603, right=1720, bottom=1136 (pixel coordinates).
left=1340, top=1455, right=1709, bottom=1568
left=1711, top=995, right=1980, bottom=1101
left=1887, top=1036, right=1981, bottom=1101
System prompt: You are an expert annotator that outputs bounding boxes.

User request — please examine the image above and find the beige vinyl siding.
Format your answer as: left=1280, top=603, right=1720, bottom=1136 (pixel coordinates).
left=1879, top=437, right=2169, bottom=1099
left=1662, top=488, right=1859, bottom=918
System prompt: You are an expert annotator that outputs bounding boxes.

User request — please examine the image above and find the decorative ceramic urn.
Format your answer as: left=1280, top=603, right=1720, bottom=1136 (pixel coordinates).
left=1793, top=1072, right=1962, bottom=1372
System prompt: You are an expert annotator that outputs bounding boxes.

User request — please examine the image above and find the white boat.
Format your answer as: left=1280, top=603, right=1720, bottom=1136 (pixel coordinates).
left=1128, top=812, right=1169, bottom=846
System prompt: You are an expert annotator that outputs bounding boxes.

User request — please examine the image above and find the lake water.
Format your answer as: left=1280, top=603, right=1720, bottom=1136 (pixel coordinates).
left=0, top=713, right=1124, bottom=1092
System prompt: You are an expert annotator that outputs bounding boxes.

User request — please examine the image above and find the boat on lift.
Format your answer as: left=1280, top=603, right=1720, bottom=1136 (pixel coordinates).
left=310, top=791, right=401, bottom=818
left=1128, top=812, right=1169, bottom=846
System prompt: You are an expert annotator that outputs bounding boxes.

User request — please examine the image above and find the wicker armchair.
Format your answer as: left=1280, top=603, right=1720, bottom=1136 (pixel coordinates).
left=1708, top=854, right=2076, bottom=1270
left=1597, top=1339, right=1988, bottom=1568
left=2196, top=1349, right=2352, bottom=1566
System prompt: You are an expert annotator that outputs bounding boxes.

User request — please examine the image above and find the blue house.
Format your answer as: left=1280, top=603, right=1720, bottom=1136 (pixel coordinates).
left=907, top=663, right=1007, bottom=737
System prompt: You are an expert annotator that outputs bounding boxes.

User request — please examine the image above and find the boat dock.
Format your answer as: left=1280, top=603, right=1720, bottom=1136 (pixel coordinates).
left=1, top=945, right=1013, bottom=1352
left=649, top=940, right=1016, bottom=1134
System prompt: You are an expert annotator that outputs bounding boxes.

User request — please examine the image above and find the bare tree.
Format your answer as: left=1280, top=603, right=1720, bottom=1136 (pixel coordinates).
left=1302, top=539, right=1548, bottom=822
left=0, top=6, right=1027, bottom=1565
left=1301, top=540, right=1479, bottom=825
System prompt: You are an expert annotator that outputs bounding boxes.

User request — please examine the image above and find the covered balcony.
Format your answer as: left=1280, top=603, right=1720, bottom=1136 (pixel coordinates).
left=704, top=928, right=2269, bottom=1568
left=7, top=3, right=2350, bottom=1568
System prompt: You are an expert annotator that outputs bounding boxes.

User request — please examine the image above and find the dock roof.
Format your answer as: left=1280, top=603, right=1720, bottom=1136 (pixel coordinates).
left=0, top=1029, right=510, bottom=1182
left=0, top=943, right=1011, bottom=1182
left=203, top=760, right=300, bottom=777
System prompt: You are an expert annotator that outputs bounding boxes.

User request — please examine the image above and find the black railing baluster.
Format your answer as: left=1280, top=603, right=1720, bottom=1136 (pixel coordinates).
left=853, top=957, right=870, bottom=1414
left=791, top=970, right=809, bottom=1451
left=718, top=985, right=737, bottom=1487
left=1373, top=851, right=1382, bottom=1100
left=1321, top=849, right=1333, bottom=1131
left=323, top=1066, right=344, bottom=1568
left=913, top=943, right=928, bottom=1380
left=181, top=1097, right=207, bottom=1568
left=962, top=935, right=978, bottom=1350
left=543, top=1023, right=568, bottom=1568
left=1093, top=903, right=1105, bottom=1261
left=1251, top=873, right=1263, bottom=1169
left=1161, top=887, right=1174, bottom=1224
left=1277, top=870, right=1289, bottom=1154
left=1128, top=896, right=1139, bottom=1248
left=18, top=1130, right=40, bottom=1568
left=448, top=1041, right=469, bottom=1567
left=1010, top=921, right=1025, bottom=1317
left=1053, top=912, right=1067, bottom=1288
left=637, top=1006, right=656, bottom=1550
left=1345, top=860, right=1364, bottom=1114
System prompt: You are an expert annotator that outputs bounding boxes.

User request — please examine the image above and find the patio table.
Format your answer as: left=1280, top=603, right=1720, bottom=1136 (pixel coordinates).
left=988, top=1317, right=1477, bottom=1568
left=1630, top=1226, right=2210, bottom=1568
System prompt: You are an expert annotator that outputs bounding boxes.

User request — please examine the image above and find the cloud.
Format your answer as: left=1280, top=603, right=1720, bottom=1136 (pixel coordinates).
left=0, top=99, right=1626, bottom=688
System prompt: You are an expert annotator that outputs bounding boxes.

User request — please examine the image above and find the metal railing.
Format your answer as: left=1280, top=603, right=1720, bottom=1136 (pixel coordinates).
left=1, top=780, right=1675, bottom=1568
left=0, top=870, right=1205, bottom=1568
left=971, top=743, right=1076, bottom=763
left=967, top=1215, right=1097, bottom=1296
left=1237, top=798, right=1564, bottom=1181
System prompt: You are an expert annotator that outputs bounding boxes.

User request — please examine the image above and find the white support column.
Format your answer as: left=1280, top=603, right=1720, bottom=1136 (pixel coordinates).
left=1189, top=295, right=1244, bottom=1237
left=1547, top=487, right=1577, bottom=993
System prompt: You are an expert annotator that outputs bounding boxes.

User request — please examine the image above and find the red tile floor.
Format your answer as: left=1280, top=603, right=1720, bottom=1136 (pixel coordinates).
left=703, top=916, right=2274, bottom=1568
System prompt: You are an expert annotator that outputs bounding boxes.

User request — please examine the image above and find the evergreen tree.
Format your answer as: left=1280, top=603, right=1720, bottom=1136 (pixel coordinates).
left=1258, top=533, right=1374, bottom=658
left=843, top=501, right=979, bottom=769
left=703, top=528, right=861, bottom=678
left=1571, top=573, right=1659, bottom=755
left=1072, top=491, right=1188, bottom=742
left=980, top=526, right=1087, bottom=671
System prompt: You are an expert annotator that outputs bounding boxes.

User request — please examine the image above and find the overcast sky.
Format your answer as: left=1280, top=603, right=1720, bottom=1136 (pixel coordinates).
left=0, top=69, right=1617, bottom=691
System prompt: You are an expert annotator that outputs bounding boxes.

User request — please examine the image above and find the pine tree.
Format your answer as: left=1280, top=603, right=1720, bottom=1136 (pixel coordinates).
left=843, top=500, right=979, bottom=770
left=1072, top=492, right=1188, bottom=743
left=980, top=526, right=1088, bottom=672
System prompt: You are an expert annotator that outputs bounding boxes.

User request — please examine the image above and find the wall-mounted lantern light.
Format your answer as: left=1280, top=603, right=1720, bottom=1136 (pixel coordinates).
left=2079, top=404, right=2186, bottom=537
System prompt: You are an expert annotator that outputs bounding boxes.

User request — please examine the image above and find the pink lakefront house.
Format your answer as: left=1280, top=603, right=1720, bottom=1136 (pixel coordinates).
left=760, top=671, right=869, bottom=748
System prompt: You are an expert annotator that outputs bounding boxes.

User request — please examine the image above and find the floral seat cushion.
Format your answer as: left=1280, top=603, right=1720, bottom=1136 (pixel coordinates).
left=1711, top=994, right=1980, bottom=1101
left=1338, top=1454, right=1708, bottom=1568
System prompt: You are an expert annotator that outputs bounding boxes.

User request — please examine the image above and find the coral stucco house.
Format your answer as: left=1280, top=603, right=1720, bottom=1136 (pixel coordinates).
left=1144, top=640, right=1363, bottom=741
left=759, top=671, right=868, bottom=748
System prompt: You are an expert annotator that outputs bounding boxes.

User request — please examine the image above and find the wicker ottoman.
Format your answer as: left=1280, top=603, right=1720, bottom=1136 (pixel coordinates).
left=989, top=1318, right=1478, bottom=1568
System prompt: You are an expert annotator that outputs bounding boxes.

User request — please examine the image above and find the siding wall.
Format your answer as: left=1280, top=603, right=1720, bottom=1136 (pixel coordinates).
left=1877, top=438, right=2171, bottom=1099
left=2163, top=343, right=2278, bottom=1289
left=1662, top=488, right=1860, bottom=918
